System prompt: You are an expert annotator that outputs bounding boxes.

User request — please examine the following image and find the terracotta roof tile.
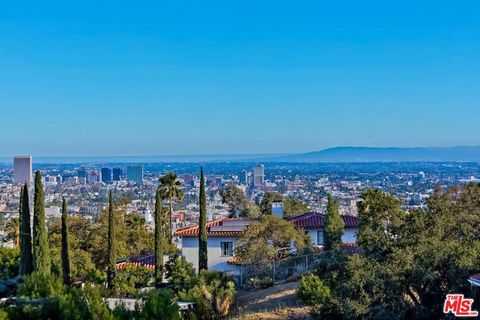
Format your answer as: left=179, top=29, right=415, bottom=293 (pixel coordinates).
left=289, top=212, right=359, bottom=229
left=116, top=253, right=155, bottom=270
left=174, top=218, right=252, bottom=237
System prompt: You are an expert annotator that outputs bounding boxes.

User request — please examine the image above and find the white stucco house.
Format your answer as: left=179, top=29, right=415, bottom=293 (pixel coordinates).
left=174, top=211, right=359, bottom=274
left=174, top=218, right=253, bottom=275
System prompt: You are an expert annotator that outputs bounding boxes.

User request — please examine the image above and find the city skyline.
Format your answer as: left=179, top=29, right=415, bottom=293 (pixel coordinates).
left=2, top=1, right=480, bottom=155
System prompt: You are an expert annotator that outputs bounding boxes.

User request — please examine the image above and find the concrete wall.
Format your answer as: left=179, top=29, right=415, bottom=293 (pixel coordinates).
left=181, top=236, right=240, bottom=274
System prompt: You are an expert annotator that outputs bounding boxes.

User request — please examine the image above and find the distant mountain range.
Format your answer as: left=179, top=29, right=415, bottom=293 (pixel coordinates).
left=261, top=146, right=480, bottom=163
left=2, top=146, right=480, bottom=164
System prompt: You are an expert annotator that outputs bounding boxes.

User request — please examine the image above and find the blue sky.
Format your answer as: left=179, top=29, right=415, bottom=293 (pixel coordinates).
left=1, top=1, right=480, bottom=156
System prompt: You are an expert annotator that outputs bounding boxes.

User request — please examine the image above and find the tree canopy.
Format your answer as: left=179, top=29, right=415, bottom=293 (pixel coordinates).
left=308, top=185, right=480, bottom=319
left=220, top=183, right=261, bottom=218
left=235, top=215, right=311, bottom=265
left=323, top=194, right=344, bottom=252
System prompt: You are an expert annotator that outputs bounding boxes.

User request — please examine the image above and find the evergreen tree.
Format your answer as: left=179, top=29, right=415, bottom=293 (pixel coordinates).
left=198, top=167, right=208, bottom=271
left=32, top=171, right=50, bottom=275
left=19, top=184, right=33, bottom=275
left=107, top=190, right=116, bottom=289
left=61, top=197, right=71, bottom=285
left=154, top=188, right=164, bottom=288
left=324, top=194, right=345, bottom=251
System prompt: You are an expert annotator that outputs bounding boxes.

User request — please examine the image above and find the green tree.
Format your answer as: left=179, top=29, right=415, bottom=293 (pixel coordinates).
left=356, top=188, right=403, bottom=261
left=0, top=247, right=19, bottom=280
left=113, top=265, right=153, bottom=297
left=165, top=253, right=196, bottom=294
left=259, top=192, right=283, bottom=215
left=107, top=190, right=116, bottom=289
left=198, top=167, right=208, bottom=272
left=235, top=215, right=311, bottom=265
left=19, top=184, right=33, bottom=275
left=139, top=289, right=180, bottom=320
left=13, top=277, right=114, bottom=319
left=61, top=197, right=71, bottom=285
left=154, top=188, right=164, bottom=288
left=324, top=194, right=344, bottom=251
left=316, top=186, right=480, bottom=319
left=33, top=170, right=51, bottom=275
left=220, top=183, right=246, bottom=217
left=87, top=204, right=154, bottom=270
left=47, top=216, right=96, bottom=278
left=239, top=201, right=261, bottom=218
left=5, top=217, right=20, bottom=248
left=283, top=197, right=309, bottom=217
left=298, top=273, right=332, bottom=306
left=159, top=172, right=184, bottom=244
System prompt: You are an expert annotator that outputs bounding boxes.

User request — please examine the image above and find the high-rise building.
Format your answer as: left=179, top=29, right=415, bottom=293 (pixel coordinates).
left=127, top=165, right=144, bottom=184
left=87, top=171, right=100, bottom=184
left=182, top=174, right=195, bottom=186
left=13, top=156, right=32, bottom=184
left=239, top=170, right=248, bottom=185
left=253, top=165, right=265, bottom=186
left=112, top=167, right=122, bottom=181
left=101, top=167, right=112, bottom=183
left=77, top=169, right=87, bottom=184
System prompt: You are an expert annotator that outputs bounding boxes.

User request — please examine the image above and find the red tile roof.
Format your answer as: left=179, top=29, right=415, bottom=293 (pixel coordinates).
left=289, top=212, right=359, bottom=229
left=174, top=218, right=252, bottom=237
left=116, top=253, right=155, bottom=270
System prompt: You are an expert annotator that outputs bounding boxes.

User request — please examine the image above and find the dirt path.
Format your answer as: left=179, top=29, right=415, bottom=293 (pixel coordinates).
left=231, top=281, right=310, bottom=319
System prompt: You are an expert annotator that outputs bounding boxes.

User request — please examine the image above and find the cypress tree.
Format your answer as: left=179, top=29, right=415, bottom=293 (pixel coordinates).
left=324, top=194, right=345, bottom=251
left=32, top=171, right=50, bottom=275
left=198, top=167, right=208, bottom=271
left=61, top=197, right=71, bottom=285
left=107, top=190, right=116, bottom=289
left=154, top=188, right=164, bottom=288
left=19, top=184, right=33, bottom=275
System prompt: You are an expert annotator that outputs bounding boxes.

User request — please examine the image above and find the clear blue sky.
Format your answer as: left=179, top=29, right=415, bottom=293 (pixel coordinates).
left=1, top=1, right=480, bottom=156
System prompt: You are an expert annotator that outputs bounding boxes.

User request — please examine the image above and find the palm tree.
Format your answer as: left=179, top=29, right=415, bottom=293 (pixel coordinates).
left=159, top=172, right=184, bottom=244
left=6, top=217, right=20, bottom=248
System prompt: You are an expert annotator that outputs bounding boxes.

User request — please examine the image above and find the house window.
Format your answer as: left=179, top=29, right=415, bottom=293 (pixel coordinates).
left=220, top=242, right=233, bottom=256
left=317, top=231, right=324, bottom=245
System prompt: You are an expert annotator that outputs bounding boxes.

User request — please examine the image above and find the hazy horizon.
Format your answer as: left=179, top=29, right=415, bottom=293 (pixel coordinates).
left=3, top=145, right=480, bottom=164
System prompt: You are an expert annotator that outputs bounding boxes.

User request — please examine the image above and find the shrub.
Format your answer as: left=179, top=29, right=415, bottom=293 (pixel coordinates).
left=165, top=254, right=196, bottom=294
left=17, top=272, right=63, bottom=298
left=298, top=273, right=332, bottom=306
left=0, top=248, right=19, bottom=280
left=246, top=277, right=274, bottom=289
left=139, top=289, right=181, bottom=320
left=6, top=283, right=114, bottom=320
left=179, top=271, right=235, bottom=320
left=112, top=265, right=153, bottom=297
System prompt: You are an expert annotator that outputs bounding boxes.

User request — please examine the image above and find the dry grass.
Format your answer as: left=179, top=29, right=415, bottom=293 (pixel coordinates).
left=233, top=307, right=311, bottom=320
left=230, top=281, right=311, bottom=320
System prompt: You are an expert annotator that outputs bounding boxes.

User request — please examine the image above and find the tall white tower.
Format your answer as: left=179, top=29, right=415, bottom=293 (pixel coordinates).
left=14, top=156, right=32, bottom=184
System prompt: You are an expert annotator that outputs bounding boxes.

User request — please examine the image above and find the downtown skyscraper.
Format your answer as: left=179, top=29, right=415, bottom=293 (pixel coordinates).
left=126, top=165, right=143, bottom=184
left=13, top=156, right=32, bottom=184
left=253, top=165, right=265, bottom=186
